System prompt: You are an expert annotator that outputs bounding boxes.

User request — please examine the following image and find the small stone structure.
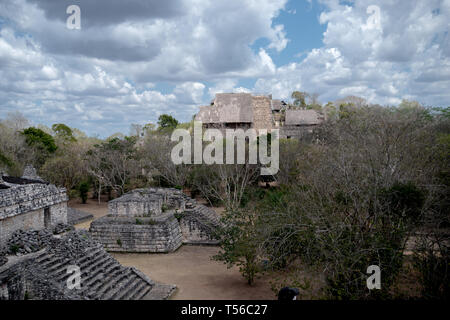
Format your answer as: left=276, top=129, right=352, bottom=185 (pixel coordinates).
left=281, top=109, right=326, bottom=139
left=0, top=167, right=68, bottom=248
left=90, top=188, right=220, bottom=253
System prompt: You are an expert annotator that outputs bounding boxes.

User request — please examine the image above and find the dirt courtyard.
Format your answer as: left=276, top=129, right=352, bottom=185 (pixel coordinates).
left=69, top=198, right=276, bottom=300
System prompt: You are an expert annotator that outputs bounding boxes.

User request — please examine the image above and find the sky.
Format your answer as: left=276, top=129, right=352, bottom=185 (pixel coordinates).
left=0, top=0, right=449, bottom=137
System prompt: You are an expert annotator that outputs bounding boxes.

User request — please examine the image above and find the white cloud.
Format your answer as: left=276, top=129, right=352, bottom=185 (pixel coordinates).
left=254, top=0, right=450, bottom=106
left=174, top=82, right=206, bottom=104
left=0, top=0, right=448, bottom=137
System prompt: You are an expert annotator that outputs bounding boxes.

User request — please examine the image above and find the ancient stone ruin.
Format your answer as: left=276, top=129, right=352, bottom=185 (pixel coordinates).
left=89, top=188, right=220, bottom=253
left=0, top=231, right=175, bottom=300
left=0, top=168, right=176, bottom=300
left=0, top=167, right=68, bottom=247
left=195, top=92, right=325, bottom=139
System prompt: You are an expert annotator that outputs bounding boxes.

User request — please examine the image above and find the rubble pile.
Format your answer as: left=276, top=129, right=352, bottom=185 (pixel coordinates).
left=7, top=229, right=53, bottom=255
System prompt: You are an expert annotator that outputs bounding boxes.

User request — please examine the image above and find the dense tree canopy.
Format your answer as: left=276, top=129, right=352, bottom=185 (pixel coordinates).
left=157, top=114, right=179, bottom=130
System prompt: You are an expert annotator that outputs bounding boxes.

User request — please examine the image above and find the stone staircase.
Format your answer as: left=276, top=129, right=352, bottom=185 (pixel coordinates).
left=32, top=244, right=155, bottom=300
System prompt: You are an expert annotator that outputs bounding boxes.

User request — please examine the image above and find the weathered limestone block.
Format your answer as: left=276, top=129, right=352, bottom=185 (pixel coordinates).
left=252, top=95, right=273, bottom=133
left=178, top=205, right=220, bottom=245
left=108, top=191, right=162, bottom=217
left=0, top=184, right=68, bottom=220
left=91, top=187, right=220, bottom=253
left=90, top=214, right=183, bottom=253
left=0, top=174, right=68, bottom=248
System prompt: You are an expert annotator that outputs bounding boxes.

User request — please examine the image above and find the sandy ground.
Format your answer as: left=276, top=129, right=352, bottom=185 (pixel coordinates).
left=70, top=198, right=276, bottom=300
left=68, top=198, right=108, bottom=229
left=112, top=247, right=275, bottom=300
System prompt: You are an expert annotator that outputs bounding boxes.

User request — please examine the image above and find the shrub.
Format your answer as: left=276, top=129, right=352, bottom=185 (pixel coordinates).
left=414, top=236, right=450, bottom=300
left=380, top=182, right=425, bottom=224
left=78, top=182, right=89, bottom=204
left=10, top=244, right=21, bottom=254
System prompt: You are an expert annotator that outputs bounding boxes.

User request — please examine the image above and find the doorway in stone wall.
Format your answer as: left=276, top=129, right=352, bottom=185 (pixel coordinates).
left=44, top=207, right=50, bottom=228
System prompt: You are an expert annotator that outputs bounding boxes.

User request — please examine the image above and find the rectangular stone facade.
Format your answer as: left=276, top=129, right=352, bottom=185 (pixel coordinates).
left=0, top=209, right=44, bottom=245
left=251, top=95, right=273, bottom=133
left=0, top=183, right=68, bottom=246
left=108, top=198, right=162, bottom=217
left=90, top=215, right=183, bottom=253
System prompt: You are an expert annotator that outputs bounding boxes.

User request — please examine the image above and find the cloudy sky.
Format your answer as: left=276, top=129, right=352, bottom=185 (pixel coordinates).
left=0, top=0, right=449, bottom=137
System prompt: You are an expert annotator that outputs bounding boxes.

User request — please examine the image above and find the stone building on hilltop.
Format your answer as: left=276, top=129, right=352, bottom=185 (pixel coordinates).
left=195, top=92, right=325, bottom=139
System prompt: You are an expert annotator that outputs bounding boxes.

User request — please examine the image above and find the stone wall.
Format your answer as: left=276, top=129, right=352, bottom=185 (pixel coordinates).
left=90, top=188, right=221, bottom=252
left=179, top=205, right=220, bottom=245
left=0, top=184, right=68, bottom=220
left=49, top=202, right=68, bottom=225
left=280, top=125, right=316, bottom=139
left=0, top=209, right=44, bottom=246
left=109, top=197, right=162, bottom=217
left=0, top=184, right=68, bottom=246
left=90, top=214, right=183, bottom=253
left=252, top=95, right=273, bottom=133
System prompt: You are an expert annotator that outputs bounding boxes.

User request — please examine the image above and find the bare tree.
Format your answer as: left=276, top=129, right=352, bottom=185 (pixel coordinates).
left=140, top=132, right=191, bottom=187
left=87, top=137, right=140, bottom=199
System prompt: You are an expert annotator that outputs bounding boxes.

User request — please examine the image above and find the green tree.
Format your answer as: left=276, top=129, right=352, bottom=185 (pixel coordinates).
left=213, top=209, right=262, bottom=285
left=52, top=123, right=76, bottom=142
left=157, top=114, right=179, bottom=131
left=21, top=127, right=57, bottom=167
left=22, top=127, right=57, bottom=153
left=78, top=181, right=89, bottom=204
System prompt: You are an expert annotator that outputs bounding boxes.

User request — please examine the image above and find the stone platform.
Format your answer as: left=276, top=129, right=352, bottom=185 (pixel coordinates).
left=89, top=188, right=221, bottom=253
left=90, top=214, right=183, bottom=253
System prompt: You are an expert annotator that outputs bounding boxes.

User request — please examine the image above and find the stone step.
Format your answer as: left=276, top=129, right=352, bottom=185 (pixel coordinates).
left=37, top=254, right=61, bottom=269
left=92, top=268, right=130, bottom=300
left=45, top=257, right=73, bottom=275
left=79, top=255, right=112, bottom=283
left=79, top=272, right=106, bottom=294
left=82, top=254, right=111, bottom=274
left=58, top=253, right=109, bottom=284
left=111, top=274, right=142, bottom=300
left=81, top=261, right=120, bottom=292
left=123, top=279, right=150, bottom=300
left=99, top=270, right=135, bottom=300
left=56, top=250, right=107, bottom=282
left=75, top=247, right=104, bottom=266
left=131, top=283, right=152, bottom=300
left=34, top=252, right=53, bottom=265
left=87, top=266, right=123, bottom=298
left=87, top=259, right=117, bottom=283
